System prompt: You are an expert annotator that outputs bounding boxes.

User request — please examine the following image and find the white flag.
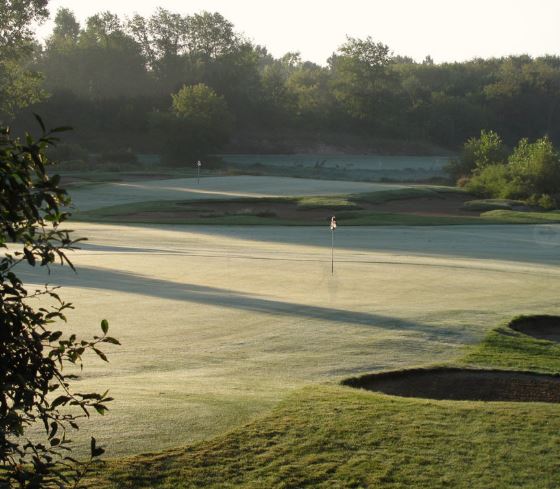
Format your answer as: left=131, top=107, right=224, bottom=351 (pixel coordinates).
left=197, top=160, right=202, bottom=167
left=330, top=216, right=337, bottom=230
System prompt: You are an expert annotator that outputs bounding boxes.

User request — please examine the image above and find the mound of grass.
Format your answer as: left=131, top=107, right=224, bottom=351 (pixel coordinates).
left=462, top=315, right=560, bottom=374
left=462, top=199, right=525, bottom=212
left=350, top=186, right=462, bottom=205
left=481, top=209, right=560, bottom=223
left=296, top=196, right=361, bottom=210
left=85, top=384, right=560, bottom=489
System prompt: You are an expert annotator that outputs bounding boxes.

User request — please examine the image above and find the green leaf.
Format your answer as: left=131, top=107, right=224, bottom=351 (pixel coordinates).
left=103, top=337, right=120, bottom=345
left=93, top=348, right=108, bottom=362
left=49, top=331, right=63, bottom=342
left=93, top=404, right=108, bottom=416
left=33, top=113, right=46, bottom=133
left=51, top=395, right=71, bottom=408
left=23, top=247, right=36, bottom=266
left=51, top=126, right=73, bottom=133
left=101, top=319, right=109, bottom=334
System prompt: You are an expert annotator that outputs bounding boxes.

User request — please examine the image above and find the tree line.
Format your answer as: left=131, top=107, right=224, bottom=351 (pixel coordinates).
left=5, top=7, right=560, bottom=161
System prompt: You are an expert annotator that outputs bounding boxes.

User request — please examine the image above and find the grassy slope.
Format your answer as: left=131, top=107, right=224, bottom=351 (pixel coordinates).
left=85, top=316, right=560, bottom=488
left=74, top=186, right=560, bottom=226
left=483, top=210, right=560, bottom=223
left=461, top=316, right=560, bottom=373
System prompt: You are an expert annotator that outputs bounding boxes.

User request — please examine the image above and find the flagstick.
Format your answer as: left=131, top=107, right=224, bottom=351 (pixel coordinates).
left=197, top=165, right=200, bottom=184
left=330, top=215, right=336, bottom=275
left=331, top=227, right=334, bottom=275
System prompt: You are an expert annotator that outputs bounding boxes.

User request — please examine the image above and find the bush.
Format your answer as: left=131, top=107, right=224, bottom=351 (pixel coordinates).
left=465, top=164, right=519, bottom=198
left=527, top=193, right=557, bottom=210
left=445, top=129, right=507, bottom=180
left=508, top=137, right=560, bottom=197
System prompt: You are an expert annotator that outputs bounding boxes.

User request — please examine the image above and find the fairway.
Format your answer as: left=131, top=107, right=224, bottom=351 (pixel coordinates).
left=70, top=176, right=408, bottom=211
left=19, top=221, right=560, bottom=456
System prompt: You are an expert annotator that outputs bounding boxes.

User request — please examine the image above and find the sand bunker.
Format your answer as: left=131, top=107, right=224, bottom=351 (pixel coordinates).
left=509, top=315, right=560, bottom=343
left=343, top=368, right=560, bottom=402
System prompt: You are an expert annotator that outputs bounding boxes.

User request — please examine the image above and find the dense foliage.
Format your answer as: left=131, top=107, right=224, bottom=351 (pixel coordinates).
left=450, top=130, right=560, bottom=206
left=6, top=7, right=560, bottom=159
left=0, top=119, right=118, bottom=488
left=0, top=0, right=49, bottom=117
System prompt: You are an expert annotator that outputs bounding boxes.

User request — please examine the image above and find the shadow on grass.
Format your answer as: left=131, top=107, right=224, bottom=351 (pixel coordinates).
left=18, top=265, right=456, bottom=341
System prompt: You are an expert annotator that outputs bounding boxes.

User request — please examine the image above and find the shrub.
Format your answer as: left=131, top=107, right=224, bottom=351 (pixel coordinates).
left=465, top=164, right=519, bottom=198
left=527, top=193, right=557, bottom=210
left=445, top=129, right=507, bottom=180
left=508, top=137, right=560, bottom=197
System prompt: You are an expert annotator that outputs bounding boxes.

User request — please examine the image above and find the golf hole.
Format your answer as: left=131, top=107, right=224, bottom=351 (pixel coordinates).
left=342, top=368, right=560, bottom=403
left=510, top=315, right=560, bottom=343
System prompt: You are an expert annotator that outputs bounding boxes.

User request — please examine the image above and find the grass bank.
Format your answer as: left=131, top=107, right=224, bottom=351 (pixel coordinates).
left=84, top=315, right=560, bottom=488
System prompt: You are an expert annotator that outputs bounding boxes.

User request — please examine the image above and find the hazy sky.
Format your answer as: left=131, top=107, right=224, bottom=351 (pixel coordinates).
left=37, top=0, right=560, bottom=64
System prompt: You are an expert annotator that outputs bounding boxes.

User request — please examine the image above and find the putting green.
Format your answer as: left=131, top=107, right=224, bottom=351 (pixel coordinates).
left=18, top=222, right=560, bottom=456
left=69, top=176, right=408, bottom=211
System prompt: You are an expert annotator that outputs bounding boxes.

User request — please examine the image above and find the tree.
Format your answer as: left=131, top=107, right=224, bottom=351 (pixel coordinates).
left=127, top=8, right=189, bottom=88
left=172, top=83, right=231, bottom=129
left=329, top=37, right=401, bottom=130
left=158, top=83, right=232, bottom=164
left=40, top=9, right=153, bottom=100
left=0, top=119, right=118, bottom=488
left=445, top=129, right=508, bottom=181
left=509, top=136, right=560, bottom=198
left=186, top=11, right=238, bottom=60
left=0, top=0, right=48, bottom=53
left=48, top=8, right=80, bottom=46
left=0, top=0, right=49, bottom=118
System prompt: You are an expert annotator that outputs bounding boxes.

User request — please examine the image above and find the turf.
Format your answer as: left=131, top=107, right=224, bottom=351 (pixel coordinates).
left=19, top=222, right=560, bottom=459
left=461, top=316, right=560, bottom=373
left=481, top=210, right=560, bottom=223
left=462, top=199, right=526, bottom=212
left=72, top=183, right=560, bottom=227
left=83, top=313, right=560, bottom=488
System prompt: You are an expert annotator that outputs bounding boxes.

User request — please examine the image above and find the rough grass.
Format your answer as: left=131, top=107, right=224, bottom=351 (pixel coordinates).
left=350, top=186, right=464, bottom=205
left=75, top=186, right=560, bottom=226
left=80, top=315, right=560, bottom=488
left=85, top=387, right=560, bottom=489
left=482, top=209, right=560, bottom=223
left=71, top=186, right=509, bottom=227
left=296, top=196, right=361, bottom=210
left=462, top=315, right=560, bottom=373
left=462, top=199, right=526, bottom=212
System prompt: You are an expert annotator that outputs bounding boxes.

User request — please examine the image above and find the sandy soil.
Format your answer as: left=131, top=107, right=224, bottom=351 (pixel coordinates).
left=510, top=316, right=560, bottom=342
left=344, top=368, right=560, bottom=402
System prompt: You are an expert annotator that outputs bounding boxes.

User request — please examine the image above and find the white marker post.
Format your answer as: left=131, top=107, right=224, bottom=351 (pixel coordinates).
left=330, top=216, right=337, bottom=274
left=197, top=160, right=202, bottom=184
